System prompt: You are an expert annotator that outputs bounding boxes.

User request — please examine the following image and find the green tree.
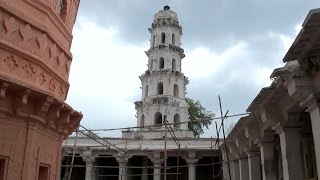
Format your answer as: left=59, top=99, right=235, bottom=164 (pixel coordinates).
left=186, top=97, right=214, bottom=137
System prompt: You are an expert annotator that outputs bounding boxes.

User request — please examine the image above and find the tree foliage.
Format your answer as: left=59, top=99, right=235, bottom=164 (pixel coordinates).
left=186, top=97, right=214, bottom=137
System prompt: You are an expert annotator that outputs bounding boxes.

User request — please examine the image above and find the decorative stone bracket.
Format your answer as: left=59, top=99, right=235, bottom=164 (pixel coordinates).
left=0, top=79, right=82, bottom=138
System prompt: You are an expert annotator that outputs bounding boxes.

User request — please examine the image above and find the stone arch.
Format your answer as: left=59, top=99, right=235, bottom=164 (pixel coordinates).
left=159, top=57, right=164, bottom=69
left=172, top=33, right=175, bottom=45
left=154, top=112, right=162, bottom=125
left=172, top=58, right=176, bottom=70
left=145, top=85, right=148, bottom=97
left=140, top=114, right=145, bottom=128
left=161, top=32, right=165, bottom=43
left=157, top=82, right=163, bottom=95
left=174, top=114, right=181, bottom=128
left=174, top=84, right=179, bottom=97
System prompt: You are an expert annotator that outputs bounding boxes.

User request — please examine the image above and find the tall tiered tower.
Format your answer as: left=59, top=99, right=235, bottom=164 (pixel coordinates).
left=124, top=6, right=194, bottom=139
left=0, top=0, right=82, bottom=180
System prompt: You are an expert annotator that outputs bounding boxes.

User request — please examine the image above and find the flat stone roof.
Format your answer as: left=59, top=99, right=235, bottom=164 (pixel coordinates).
left=283, top=8, right=320, bottom=62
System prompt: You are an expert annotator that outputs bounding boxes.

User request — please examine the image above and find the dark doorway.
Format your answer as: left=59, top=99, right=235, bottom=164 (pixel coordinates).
left=96, top=155, right=119, bottom=180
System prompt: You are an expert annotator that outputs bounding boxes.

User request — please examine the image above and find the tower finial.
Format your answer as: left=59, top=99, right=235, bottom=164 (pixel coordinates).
left=164, top=5, right=170, bottom=10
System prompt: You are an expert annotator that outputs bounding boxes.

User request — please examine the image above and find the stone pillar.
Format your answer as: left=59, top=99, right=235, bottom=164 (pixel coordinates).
left=92, top=162, right=97, bottom=180
left=247, top=150, right=261, bottom=180
left=305, top=97, right=320, bottom=177
left=84, top=158, right=94, bottom=180
left=63, top=157, right=71, bottom=180
left=153, top=160, right=162, bottom=180
left=275, top=126, right=304, bottom=180
left=260, top=142, right=276, bottom=180
left=141, top=157, right=148, bottom=180
left=221, top=147, right=231, bottom=180
left=117, top=158, right=128, bottom=180
left=186, top=159, right=198, bottom=180
left=239, top=156, right=249, bottom=180
left=231, top=160, right=240, bottom=180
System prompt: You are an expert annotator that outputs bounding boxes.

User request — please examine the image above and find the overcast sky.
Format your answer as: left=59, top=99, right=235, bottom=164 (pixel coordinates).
left=66, top=0, right=319, bottom=137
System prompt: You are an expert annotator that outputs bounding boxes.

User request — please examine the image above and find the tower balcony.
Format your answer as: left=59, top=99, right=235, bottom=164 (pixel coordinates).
left=135, top=95, right=187, bottom=110
left=145, top=44, right=185, bottom=58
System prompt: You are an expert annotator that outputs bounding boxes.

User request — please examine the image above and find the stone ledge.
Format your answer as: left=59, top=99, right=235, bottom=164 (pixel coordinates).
left=0, top=79, right=82, bottom=138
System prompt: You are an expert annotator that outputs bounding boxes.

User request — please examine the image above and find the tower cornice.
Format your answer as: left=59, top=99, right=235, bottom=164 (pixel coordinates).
left=146, top=44, right=185, bottom=58
left=139, top=69, right=187, bottom=81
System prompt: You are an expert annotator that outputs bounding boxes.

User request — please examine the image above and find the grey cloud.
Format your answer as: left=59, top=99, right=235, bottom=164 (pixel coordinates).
left=77, top=0, right=319, bottom=50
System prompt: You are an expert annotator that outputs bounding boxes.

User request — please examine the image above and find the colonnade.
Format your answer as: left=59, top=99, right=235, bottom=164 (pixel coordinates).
left=61, top=154, right=202, bottom=180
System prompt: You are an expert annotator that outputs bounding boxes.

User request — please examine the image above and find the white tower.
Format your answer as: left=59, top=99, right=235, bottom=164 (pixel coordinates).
left=123, top=6, right=194, bottom=139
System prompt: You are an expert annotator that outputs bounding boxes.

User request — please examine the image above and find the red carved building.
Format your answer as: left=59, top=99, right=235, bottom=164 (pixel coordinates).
left=0, top=0, right=82, bottom=179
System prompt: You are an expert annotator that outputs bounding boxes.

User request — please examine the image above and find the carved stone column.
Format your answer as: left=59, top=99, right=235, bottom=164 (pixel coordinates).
left=274, top=125, right=304, bottom=180
left=141, top=157, right=149, bottom=180
left=239, top=155, right=249, bottom=180
left=247, top=150, right=261, bottom=180
left=63, top=157, right=71, bottom=180
left=84, top=158, right=94, bottom=180
left=117, top=157, right=128, bottom=180
left=152, top=159, right=163, bottom=180
left=221, top=146, right=231, bottom=180
left=186, top=159, right=198, bottom=180
left=303, top=94, right=320, bottom=177
left=231, top=160, right=240, bottom=180
left=260, top=142, right=276, bottom=180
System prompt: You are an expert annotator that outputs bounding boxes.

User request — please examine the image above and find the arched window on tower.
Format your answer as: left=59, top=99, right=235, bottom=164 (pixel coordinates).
left=174, top=84, right=179, bottom=97
left=145, top=85, right=148, bottom=97
left=159, top=57, right=164, bottom=69
left=172, top=33, right=175, bottom=45
left=153, top=35, right=156, bottom=46
left=161, top=32, right=165, bottom=43
left=172, top=58, right=176, bottom=70
left=154, top=112, right=163, bottom=126
left=157, top=82, right=163, bottom=95
left=140, top=114, right=145, bottom=128
left=174, top=114, right=181, bottom=128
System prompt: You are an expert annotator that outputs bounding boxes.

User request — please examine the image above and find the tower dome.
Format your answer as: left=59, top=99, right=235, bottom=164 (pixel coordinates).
left=154, top=5, right=179, bottom=21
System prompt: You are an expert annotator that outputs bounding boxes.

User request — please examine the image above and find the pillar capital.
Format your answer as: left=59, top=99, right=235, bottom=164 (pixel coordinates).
left=186, top=158, right=198, bottom=165
left=246, top=149, right=260, bottom=157
left=301, top=93, right=320, bottom=112
left=151, top=158, right=163, bottom=166
left=116, top=155, right=129, bottom=164
left=273, top=121, right=302, bottom=137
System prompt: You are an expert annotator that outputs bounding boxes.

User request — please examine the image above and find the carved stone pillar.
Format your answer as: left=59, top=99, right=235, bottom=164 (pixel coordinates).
left=274, top=125, right=304, bottom=180
left=247, top=150, right=261, bottom=180
left=221, top=146, right=231, bottom=180
left=63, top=157, right=71, bottom=180
left=84, top=158, right=94, bottom=180
left=186, top=159, right=198, bottom=180
left=260, top=142, right=276, bottom=180
left=239, top=155, right=249, bottom=180
left=152, top=159, right=162, bottom=180
left=82, top=150, right=96, bottom=180
left=231, top=160, right=240, bottom=180
left=303, top=94, right=320, bottom=177
left=117, top=157, right=128, bottom=180
left=141, top=157, right=149, bottom=180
